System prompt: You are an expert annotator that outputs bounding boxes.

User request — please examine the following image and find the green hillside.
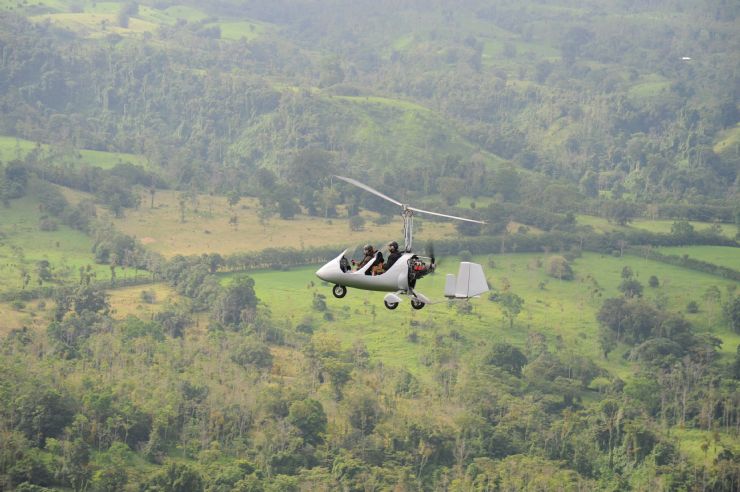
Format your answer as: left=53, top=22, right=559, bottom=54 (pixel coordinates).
left=0, top=0, right=739, bottom=490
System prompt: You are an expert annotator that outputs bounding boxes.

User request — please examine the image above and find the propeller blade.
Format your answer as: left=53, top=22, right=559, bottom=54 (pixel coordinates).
left=407, top=206, right=486, bottom=224
left=333, top=175, right=403, bottom=207
left=425, top=240, right=435, bottom=256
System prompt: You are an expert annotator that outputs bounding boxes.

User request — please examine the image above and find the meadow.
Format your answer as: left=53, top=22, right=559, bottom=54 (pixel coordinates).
left=656, top=245, right=740, bottom=271
left=0, top=191, right=110, bottom=294
left=0, top=135, right=147, bottom=169
left=238, top=251, right=740, bottom=379
left=110, top=189, right=457, bottom=257
left=630, top=218, right=737, bottom=239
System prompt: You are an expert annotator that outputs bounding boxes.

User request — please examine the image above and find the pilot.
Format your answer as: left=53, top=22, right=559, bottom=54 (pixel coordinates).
left=384, top=241, right=402, bottom=270
left=355, top=244, right=383, bottom=275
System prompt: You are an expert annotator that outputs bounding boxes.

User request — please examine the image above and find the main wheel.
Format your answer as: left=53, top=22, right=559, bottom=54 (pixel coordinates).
left=332, top=285, right=347, bottom=298
left=384, top=300, right=399, bottom=310
left=410, top=299, right=425, bottom=310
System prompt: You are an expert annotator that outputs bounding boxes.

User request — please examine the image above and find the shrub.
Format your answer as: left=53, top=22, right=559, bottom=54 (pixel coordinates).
left=140, top=290, right=156, bottom=304
left=548, top=256, right=574, bottom=280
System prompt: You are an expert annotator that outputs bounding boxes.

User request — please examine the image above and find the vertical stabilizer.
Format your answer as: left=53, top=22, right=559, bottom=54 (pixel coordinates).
left=445, top=262, right=489, bottom=298
left=444, top=274, right=457, bottom=298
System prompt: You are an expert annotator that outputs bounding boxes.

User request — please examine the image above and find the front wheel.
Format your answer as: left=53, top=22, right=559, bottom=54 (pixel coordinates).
left=411, top=299, right=425, bottom=310
left=332, top=285, right=347, bottom=298
left=384, top=300, right=399, bottom=310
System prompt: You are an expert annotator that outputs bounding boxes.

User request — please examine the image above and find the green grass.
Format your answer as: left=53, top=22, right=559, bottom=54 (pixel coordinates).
left=0, top=135, right=147, bottom=169
left=630, top=218, right=737, bottom=239
left=671, top=428, right=739, bottom=464
left=237, top=252, right=739, bottom=382
left=0, top=190, right=110, bottom=293
left=656, top=245, right=740, bottom=271
left=213, top=20, right=267, bottom=41
left=714, top=123, right=740, bottom=156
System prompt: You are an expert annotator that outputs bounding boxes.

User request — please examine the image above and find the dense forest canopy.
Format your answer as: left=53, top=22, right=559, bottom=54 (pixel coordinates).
left=0, top=0, right=737, bottom=203
left=0, top=1, right=739, bottom=491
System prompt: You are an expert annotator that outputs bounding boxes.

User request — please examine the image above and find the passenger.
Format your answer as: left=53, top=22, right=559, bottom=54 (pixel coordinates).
left=384, top=241, right=403, bottom=270
left=354, top=244, right=383, bottom=275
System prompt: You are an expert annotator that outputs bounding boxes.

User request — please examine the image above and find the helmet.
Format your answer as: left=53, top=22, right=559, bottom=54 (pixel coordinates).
left=388, top=241, right=398, bottom=251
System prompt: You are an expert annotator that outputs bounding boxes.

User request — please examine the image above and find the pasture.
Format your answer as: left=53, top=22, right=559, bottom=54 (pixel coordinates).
left=110, top=189, right=457, bottom=258
left=630, top=218, right=737, bottom=239
left=242, top=251, right=740, bottom=380
left=107, top=283, right=178, bottom=320
left=0, top=135, right=147, bottom=169
left=656, top=245, right=740, bottom=271
left=0, top=191, right=109, bottom=294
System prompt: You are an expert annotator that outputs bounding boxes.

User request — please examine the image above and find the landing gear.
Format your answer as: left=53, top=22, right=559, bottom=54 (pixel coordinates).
left=332, top=285, right=347, bottom=298
left=410, top=299, right=425, bottom=310
left=384, top=300, right=399, bottom=310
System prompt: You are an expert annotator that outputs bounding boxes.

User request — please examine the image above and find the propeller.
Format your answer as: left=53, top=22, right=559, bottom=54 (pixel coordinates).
left=407, top=205, right=485, bottom=225
left=425, top=240, right=436, bottom=272
left=334, top=175, right=485, bottom=252
left=333, top=175, right=486, bottom=224
left=333, top=175, right=402, bottom=207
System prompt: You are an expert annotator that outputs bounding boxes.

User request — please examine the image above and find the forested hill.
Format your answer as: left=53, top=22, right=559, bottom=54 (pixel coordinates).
left=1, top=1, right=740, bottom=491
left=0, top=0, right=737, bottom=204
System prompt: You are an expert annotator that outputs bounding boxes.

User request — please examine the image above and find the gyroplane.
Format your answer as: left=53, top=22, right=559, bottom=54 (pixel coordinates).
left=315, top=176, right=489, bottom=310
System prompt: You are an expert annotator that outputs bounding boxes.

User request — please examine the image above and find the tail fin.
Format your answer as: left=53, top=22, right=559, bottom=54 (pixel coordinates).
left=444, top=262, right=489, bottom=298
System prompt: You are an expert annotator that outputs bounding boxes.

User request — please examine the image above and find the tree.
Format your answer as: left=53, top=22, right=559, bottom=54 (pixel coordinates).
left=498, top=292, right=524, bottom=329
left=598, top=326, right=617, bottom=359
left=724, top=296, right=740, bottom=334
left=4, top=161, right=29, bottom=198
left=437, top=176, right=465, bottom=206
left=231, top=338, right=273, bottom=369
left=287, top=399, right=327, bottom=446
left=349, top=215, right=365, bottom=231
left=141, top=462, right=204, bottom=492
left=484, top=342, right=527, bottom=376
left=211, top=275, right=258, bottom=327
left=619, top=278, right=643, bottom=298
left=604, top=200, right=637, bottom=226
left=548, top=256, right=574, bottom=280
left=670, top=220, right=695, bottom=240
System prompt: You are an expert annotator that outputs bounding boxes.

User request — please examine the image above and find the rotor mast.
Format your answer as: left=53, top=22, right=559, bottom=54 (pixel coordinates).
left=402, top=207, right=414, bottom=252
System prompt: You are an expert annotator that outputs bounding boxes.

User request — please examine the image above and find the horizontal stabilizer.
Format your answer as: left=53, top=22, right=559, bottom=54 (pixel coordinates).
left=444, top=262, right=489, bottom=298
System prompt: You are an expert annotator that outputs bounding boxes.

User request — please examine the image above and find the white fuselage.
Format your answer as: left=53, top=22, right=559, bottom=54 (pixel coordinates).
left=315, top=250, right=413, bottom=292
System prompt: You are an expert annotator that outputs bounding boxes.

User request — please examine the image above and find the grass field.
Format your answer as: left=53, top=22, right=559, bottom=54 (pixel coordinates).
left=240, top=252, right=739, bottom=382
left=576, top=214, right=738, bottom=240
left=630, top=218, right=737, bottom=239
left=30, top=11, right=159, bottom=36
left=0, top=135, right=147, bottom=169
left=656, top=245, right=740, bottom=271
left=713, top=123, right=740, bottom=156
left=107, top=283, right=177, bottom=320
left=110, top=189, right=457, bottom=257
left=0, top=190, right=109, bottom=294
left=0, top=299, right=53, bottom=337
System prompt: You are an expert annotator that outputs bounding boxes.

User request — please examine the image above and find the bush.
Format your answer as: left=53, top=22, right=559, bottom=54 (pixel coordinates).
left=547, top=256, right=574, bottom=280
left=648, top=275, right=659, bottom=288
left=38, top=218, right=58, bottom=231
left=349, top=215, right=365, bottom=231
left=686, top=301, right=699, bottom=313
left=140, top=290, right=156, bottom=304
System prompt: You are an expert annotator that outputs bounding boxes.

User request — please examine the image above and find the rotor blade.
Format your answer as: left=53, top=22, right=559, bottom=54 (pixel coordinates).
left=407, top=206, right=486, bottom=224
left=333, top=175, right=403, bottom=207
